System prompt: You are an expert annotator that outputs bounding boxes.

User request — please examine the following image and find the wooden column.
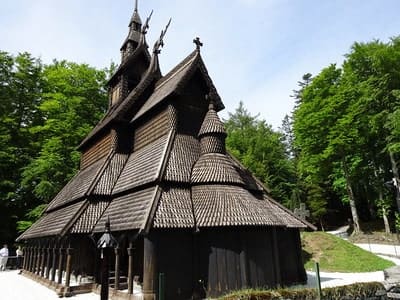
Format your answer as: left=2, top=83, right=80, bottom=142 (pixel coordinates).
left=36, top=247, right=42, bottom=275
left=127, top=243, right=134, bottom=294
left=31, top=247, right=36, bottom=273
left=57, top=247, right=64, bottom=284
left=23, top=247, right=29, bottom=270
left=30, top=247, right=35, bottom=272
left=272, top=228, right=281, bottom=286
left=29, top=247, right=35, bottom=272
left=51, top=246, right=58, bottom=282
left=45, top=247, right=51, bottom=279
left=40, top=246, right=46, bottom=277
left=64, top=247, right=73, bottom=287
left=114, top=247, right=120, bottom=290
left=143, top=236, right=157, bottom=300
left=239, top=230, right=249, bottom=289
left=32, top=246, right=38, bottom=273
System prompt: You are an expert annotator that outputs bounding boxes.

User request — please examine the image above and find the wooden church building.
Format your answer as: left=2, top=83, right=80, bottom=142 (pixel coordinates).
left=18, top=2, right=312, bottom=299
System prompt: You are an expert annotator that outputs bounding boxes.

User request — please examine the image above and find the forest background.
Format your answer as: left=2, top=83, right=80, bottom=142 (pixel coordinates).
left=1, top=36, right=400, bottom=244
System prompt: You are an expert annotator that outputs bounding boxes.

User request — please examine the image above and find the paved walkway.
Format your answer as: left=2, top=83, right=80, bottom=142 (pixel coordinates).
left=306, top=270, right=384, bottom=288
left=0, top=270, right=98, bottom=300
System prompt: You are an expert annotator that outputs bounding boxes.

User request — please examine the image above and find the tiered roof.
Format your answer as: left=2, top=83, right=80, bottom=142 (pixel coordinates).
left=18, top=5, right=314, bottom=242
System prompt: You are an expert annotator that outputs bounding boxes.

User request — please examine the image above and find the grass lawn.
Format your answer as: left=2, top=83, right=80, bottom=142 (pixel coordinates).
left=301, top=231, right=395, bottom=272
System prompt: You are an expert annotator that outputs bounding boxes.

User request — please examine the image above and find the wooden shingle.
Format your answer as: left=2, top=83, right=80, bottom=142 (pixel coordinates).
left=93, top=187, right=158, bottom=232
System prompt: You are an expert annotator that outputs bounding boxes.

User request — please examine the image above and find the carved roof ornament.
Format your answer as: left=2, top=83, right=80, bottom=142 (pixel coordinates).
left=153, top=18, right=172, bottom=54
left=141, top=10, right=153, bottom=35
left=138, top=9, right=153, bottom=47
left=193, top=37, right=203, bottom=52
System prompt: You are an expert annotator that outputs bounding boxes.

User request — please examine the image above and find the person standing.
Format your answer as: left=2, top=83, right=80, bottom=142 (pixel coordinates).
left=0, top=244, right=9, bottom=271
left=16, top=246, right=23, bottom=273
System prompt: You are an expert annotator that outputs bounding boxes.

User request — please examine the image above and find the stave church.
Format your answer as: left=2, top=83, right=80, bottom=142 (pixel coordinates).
left=18, top=2, right=313, bottom=299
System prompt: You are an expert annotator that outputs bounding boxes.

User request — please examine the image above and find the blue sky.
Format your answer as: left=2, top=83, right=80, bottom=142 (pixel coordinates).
left=1, top=0, right=400, bottom=128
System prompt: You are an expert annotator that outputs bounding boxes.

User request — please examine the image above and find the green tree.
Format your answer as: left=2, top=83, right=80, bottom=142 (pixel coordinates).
left=293, top=37, right=400, bottom=233
left=19, top=61, right=108, bottom=231
left=0, top=52, right=43, bottom=242
left=225, top=102, right=295, bottom=203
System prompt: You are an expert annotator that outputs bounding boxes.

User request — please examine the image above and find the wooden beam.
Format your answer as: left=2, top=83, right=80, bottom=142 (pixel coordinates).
left=57, top=247, right=64, bottom=284
left=114, top=247, right=120, bottom=290
left=127, top=242, right=134, bottom=294
left=143, top=235, right=157, bottom=300
left=51, top=246, right=57, bottom=282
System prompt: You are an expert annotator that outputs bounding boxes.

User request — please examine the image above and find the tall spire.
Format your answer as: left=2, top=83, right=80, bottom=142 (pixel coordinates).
left=130, top=0, right=142, bottom=28
left=120, top=0, right=143, bottom=60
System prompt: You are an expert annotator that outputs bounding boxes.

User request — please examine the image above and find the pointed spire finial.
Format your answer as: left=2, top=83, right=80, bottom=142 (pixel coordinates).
left=153, top=18, right=172, bottom=54
left=193, top=37, right=203, bottom=51
left=135, top=0, right=138, bottom=12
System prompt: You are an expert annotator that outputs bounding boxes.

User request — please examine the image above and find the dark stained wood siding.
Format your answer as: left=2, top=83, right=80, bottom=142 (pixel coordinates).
left=80, top=133, right=112, bottom=169
left=134, top=106, right=172, bottom=151
left=195, top=227, right=295, bottom=298
left=278, top=228, right=307, bottom=285
left=155, top=230, right=194, bottom=300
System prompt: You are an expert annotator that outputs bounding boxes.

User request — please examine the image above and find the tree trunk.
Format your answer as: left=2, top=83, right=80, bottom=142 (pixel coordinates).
left=342, top=159, right=361, bottom=234
left=379, top=189, right=391, bottom=234
left=390, top=151, right=400, bottom=212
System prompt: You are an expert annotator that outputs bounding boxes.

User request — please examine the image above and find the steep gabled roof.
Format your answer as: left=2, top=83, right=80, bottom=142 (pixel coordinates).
left=93, top=186, right=160, bottom=233
left=46, top=156, right=109, bottom=212
left=108, top=43, right=151, bottom=85
left=113, top=131, right=173, bottom=194
left=17, top=201, right=87, bottom=240
left=132, top=50, right=224, bottom=123
left=79, top=52, right=161, bottom=150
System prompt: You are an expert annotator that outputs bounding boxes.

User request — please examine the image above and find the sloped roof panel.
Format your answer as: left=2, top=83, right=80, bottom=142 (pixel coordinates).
left=132, top=52, right=198, bottom=122
left=153, top=187, right=194, bottom=228
left=70, top=200, right=110, bottom=234
left=93, top=186, right=157, bottom=232
left=163, top=134, right=200, bottom=183
left=46, top=158, right=106, bottom=212
left=191, top=153, right=245, bottom=185
left=92, top=153, right=129, bottom=195
left=18, top=201, right=85, bottom=240
left=113, top=133, right=170, bottom=194
left=192, top=185, right=306, bottom=228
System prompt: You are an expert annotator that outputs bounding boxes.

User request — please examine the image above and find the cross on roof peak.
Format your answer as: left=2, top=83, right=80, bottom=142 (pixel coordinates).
left=193, top=37, right=203, bottom=51
left=294, top=203, right=310, bottom=220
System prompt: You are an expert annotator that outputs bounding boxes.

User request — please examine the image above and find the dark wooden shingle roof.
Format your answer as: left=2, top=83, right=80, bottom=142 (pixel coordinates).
left=132, top=50, right=224, bottom=123
left=93, top=186, right=159, bottom=232
left=92, top=153, right=129, bottom=195
left=163, top=134, right=200, bottom=183
left=113, top=132, right=171, bottom=194
left=153, top=187, right=194, bottom=228
left=70, top=200, right=110, bottom=234
left=17, top=201, right=86, bottom=240
left=192, top=185, right=306, bottom=228
left=46, top=157, right=107, bottom=212
left=191, top=153, right=245, bottom=185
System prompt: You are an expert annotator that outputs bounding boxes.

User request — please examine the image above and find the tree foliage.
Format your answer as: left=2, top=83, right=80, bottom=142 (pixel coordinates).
left=225, top=102, right=295, bottom=203
left=0, top=52, right=108, bottom=240
left=293, top=37, right=400, bottom=231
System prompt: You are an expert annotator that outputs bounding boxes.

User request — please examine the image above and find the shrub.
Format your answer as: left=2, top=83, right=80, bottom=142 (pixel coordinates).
left=219, top=282, right=386, bottom=300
